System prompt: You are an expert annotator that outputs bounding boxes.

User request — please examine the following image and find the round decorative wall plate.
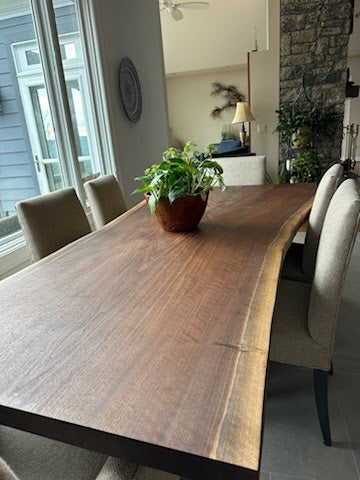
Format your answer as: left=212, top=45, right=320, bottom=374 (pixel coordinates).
left=119, top=57, right=142, bottom=123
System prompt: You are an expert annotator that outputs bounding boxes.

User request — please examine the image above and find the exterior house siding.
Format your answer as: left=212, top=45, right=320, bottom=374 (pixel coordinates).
left=0, top=6, right=76, bottom=218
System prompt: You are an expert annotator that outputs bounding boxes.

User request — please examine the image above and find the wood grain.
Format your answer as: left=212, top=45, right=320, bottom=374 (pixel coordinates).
left=0, top=184, right=315, bottom=480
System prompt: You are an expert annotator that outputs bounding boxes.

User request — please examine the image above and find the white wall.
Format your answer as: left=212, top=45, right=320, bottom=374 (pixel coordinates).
left=160, top=0, right=267, bottom=75
left=348, top=55, right=360, bottom=126
left=166, top=67, right=248, bottom=150
left=249, top=0, right=280, bottom=182
left=349, top=0, right=360, bottom=56
left=166, top=0, right=280, bottom=177
left=92, top=0, right=170, bottom=206
left=346, top=55, right=360, bottom=161
left=345, top=2, right=360, bottom=161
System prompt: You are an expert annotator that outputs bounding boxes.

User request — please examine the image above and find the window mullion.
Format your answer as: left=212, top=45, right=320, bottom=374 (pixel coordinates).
left=30, top=0, right=86, bottom=202
left=76, top=0, right=117, bottom=177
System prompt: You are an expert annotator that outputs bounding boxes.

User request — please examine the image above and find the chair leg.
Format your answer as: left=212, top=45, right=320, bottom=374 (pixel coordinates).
left=329, top=361, right=334, bottom=376
left=313, top=369, right=332, bottom=446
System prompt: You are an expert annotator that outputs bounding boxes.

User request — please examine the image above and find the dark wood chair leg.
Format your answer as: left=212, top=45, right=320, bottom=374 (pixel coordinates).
left=313, top=369, right=332, bottom=446
left=329, top=361, right=334, bottom=376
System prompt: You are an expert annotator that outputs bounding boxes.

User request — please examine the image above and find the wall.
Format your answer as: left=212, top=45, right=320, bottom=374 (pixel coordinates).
left=349, top=0, right=360, bottom=56
left=92, top=0, right=170, bottom=207
left=166, top=67, right=248, bottom=150
left=250, top=0, right=280, bottom=182
left=279, top=0, right=353, bottom=166
left=347, top=0, right=360, bottom=155
left=250, top=0, right=280, bottom=181
left=348, top=55, right=360, bottom=128
left=160, top=0, right=267, bottom=75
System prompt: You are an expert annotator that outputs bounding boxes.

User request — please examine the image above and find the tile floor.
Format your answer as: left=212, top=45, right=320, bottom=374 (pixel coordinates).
left=260, top=234, right=360, bottom=480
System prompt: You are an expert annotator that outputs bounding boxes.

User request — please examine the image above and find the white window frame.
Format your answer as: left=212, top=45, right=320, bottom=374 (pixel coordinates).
left=0, top=0, right=116, bottom=276
left=13, top=34, right=101, bottom=195
left=12, top=33, right=84, bottom=75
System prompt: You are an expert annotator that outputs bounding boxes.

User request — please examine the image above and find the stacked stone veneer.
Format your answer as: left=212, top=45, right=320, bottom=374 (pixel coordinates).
left=280, top=0, right=353, bottom=166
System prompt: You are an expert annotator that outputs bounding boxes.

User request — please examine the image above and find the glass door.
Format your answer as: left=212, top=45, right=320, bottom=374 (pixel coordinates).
left=65, top=78, right=99, bottom=183
left=20, top=75, right=98, bottom=194
left=29, top=84, right=63, bottom=193
left=13, top=33, right=101, bottom=195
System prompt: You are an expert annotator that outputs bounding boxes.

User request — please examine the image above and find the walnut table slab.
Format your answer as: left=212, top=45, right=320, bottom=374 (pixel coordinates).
left=0, top=184, right=315, bottom=480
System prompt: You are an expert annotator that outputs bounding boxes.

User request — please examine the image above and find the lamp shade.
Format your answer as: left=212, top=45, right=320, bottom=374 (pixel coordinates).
left=232, top=102, right=255, bottom=124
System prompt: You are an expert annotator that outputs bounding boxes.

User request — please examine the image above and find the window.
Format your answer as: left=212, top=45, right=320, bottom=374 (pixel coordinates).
left=12, top=32, right=100, bottom=195
left=0, top=0, right=111, bottom=247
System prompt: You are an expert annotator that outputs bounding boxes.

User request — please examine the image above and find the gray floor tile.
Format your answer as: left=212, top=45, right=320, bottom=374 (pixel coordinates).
left=270, top=474, right=316, bottom=480
left=332, top=373, right=360, bottom=477
left=261, top=363, right=359, bottom=480
left=259, top=473, right=270, bottom=480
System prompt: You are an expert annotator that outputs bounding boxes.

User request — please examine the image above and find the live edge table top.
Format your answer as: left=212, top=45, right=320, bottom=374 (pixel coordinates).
left=0, top=184, right=315, bottom=480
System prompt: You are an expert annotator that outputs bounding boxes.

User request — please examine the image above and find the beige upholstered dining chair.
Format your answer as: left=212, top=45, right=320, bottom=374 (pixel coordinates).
left=0, top=426, right=105, bottom=480
left=215, top=155, right=266, bottom=186
left=282, top=163, right=343, bottom=283
left=270, top=179, right=360, bottom=446
left=0, top=427, right=179, bottom=480
left=96, top=457, right=179, bottom=479
left=16, top=188, right=91, bottom=262
left=84, top=174, right=127, bottom=229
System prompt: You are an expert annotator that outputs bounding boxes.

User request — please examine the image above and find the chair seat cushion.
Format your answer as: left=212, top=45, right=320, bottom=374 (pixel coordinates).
left=0, top=426, right=106, bottom=480
left=270, top=279, right=330, bottom=371
left=281, top=243, right=311, bottom=283
left=96, top=457, right=180, bottom=480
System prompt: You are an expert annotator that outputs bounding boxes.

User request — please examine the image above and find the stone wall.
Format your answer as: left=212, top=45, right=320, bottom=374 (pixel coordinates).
left=280, top=0, right=353, bottom=166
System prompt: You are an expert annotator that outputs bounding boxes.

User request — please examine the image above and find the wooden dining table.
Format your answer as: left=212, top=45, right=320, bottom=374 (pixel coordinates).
left=0, top=183, right=315, bottom=480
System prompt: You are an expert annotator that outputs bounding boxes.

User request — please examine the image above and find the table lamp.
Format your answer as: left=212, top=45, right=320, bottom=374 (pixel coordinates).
left=232, top=102, right=255, bottom=145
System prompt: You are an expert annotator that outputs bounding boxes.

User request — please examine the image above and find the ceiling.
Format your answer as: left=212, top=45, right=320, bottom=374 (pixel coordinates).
left=160, top=0, right=268, bottom=75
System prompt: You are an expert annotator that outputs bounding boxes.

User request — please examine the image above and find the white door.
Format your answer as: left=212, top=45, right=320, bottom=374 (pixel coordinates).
left=13, top=34, right=101, bottom=195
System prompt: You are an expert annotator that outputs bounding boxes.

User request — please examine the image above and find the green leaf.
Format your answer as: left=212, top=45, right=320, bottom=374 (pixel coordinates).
left=168, top=186, right=187, bottom=204
left=148, top=194, right=157, bottom=215
left=199, top=191, right=208, bottom=201
left=132, top=140, right=227, bottom=201
left=131, top=185, right=154, bottom=195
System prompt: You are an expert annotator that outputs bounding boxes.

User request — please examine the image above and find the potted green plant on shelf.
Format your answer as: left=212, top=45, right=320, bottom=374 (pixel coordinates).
left=132, top=141, right=226, bottom=232
left=275, top=103, right=339, bottom=149
left=289, top=150, right=321, bottom=184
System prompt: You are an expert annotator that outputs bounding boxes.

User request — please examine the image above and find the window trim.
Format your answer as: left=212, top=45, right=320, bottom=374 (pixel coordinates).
left=0, top=0, right=115, bottom=272
left=31, top=0, right=84, bottom=198
left=16, top=66, right=101, bottom=194
left=0, top=230, right=30, bottom=281
left=76, top=0, right=118, bottom=177
left=12, top=32, right=84, bottom=76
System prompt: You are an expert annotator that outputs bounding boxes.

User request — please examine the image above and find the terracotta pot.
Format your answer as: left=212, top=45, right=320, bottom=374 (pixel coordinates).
left=145, top=193, right=209, bottom=232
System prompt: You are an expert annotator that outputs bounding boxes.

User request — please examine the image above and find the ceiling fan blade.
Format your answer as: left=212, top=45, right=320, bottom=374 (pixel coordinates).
left=171, top=6, right=184, bottom=20
left=176, top=2, right=209, bottom=9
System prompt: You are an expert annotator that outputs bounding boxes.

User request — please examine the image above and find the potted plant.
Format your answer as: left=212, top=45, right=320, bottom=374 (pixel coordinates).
left=289, top=150, right=321, bottom=184
left=275, top=103, right=339, bottom=148
left=132, top=141, right=226, bottom=232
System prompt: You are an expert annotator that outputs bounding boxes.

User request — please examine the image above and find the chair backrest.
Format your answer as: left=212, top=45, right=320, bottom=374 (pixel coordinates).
left=16, top=188, right=91, bottom=262
left=0, top=457, right=18, bottom=480
left=215, top=156, right=266, bottom=186
left=302, top=163, right=343, bottom=278
left=84, top=174, right=126, bottom=229
left=308, top=179, right=360, bottom=359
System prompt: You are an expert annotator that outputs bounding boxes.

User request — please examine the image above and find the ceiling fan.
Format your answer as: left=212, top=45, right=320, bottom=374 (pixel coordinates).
left=160, top=1, right=210, bottom=21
